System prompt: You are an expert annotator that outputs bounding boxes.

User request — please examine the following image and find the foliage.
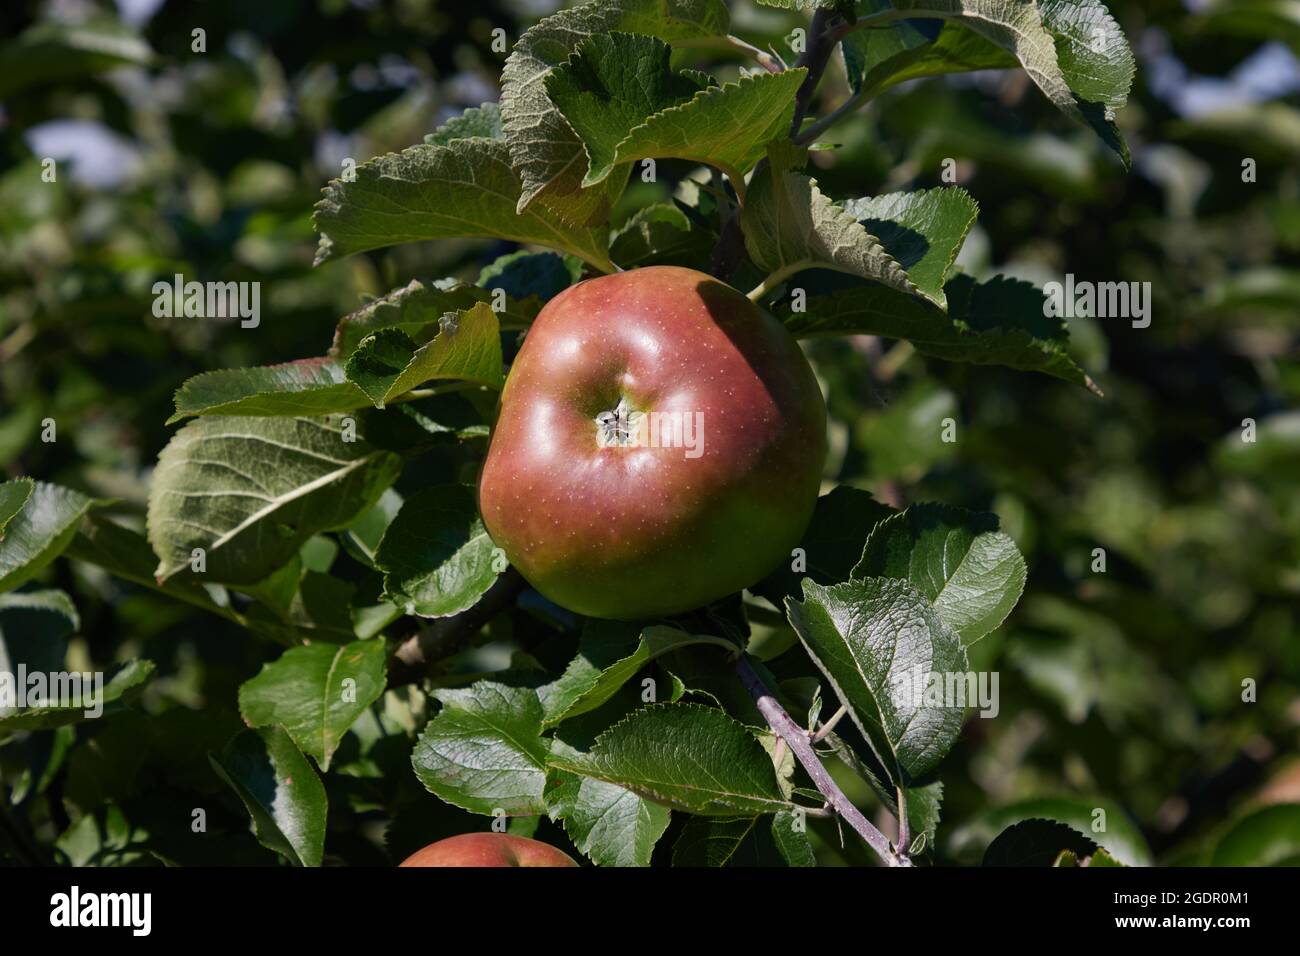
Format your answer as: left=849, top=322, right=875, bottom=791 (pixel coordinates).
left=1, top=0, right=1297, bottom=869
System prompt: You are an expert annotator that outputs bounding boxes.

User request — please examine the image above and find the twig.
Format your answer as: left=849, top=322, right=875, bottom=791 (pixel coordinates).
left=788, top=9, right=846, bottom=140
left=388, top=568, right=527, bottom=686
left=707, top=8, right=848, bottom=283
left=896, top=784, right=911, bottom=858
left=675, top=34, right=783, bottom=73
left=795, top=82, right=882, bottom=145
left=735, top=655, right=907, bottom=866
left=809, top=703, right=847, bottom=743
left=793, top=9, right=959, bottom=145
left=876, top=340, right=915, bottom=381
left=0, top=323, right=35, bottom=364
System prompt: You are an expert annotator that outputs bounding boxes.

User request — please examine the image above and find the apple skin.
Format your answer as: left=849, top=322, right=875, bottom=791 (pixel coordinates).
left=399, top=833, right=578, bottom=867
left=478, top=265, right=827, bottom=620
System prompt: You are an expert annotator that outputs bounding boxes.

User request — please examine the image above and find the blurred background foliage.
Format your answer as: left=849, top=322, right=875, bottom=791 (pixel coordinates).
left=1, top=0, right=1297, bottom=866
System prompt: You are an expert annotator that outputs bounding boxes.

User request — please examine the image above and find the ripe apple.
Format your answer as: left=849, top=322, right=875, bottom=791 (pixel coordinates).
left=479, top=265, right=827, bottom=620
left=399, top=833, right=578, bottom=867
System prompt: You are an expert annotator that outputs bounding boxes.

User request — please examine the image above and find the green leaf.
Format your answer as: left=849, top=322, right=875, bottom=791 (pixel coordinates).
left=855, top=380, right=959, bottom=482
left=842, top=7, right=1018, bottom=97
left=424, top=102, right=503, bottom=145
left=1038, top=0, right=1136, bottom=165
left=771, top=809, right=817, bottom=866
left=546, top=32, right=804, bottom=191
left=0, top=20, right=155, bottom=98
left=1086, top=847, right=1126, bottom=867
left=64, top=514, right=242, bottom=623
left=169, top=358, right=370, bottom=422
left=374, top=484, right=501, bottom=619
left=538, top=621, right=737, bottom=726
left=332, top=279, right=538, bottom=360
left=671, top=815, right=760, bottom=865
left=343, top=302, right=504, bottom=408
left=781, top=273, right=1099, bottom=392
left=0, top=660, right=155, bottom=733
left=840, top=187, right=979, bottom=309
left=670, top=812, right=806, bottom=865
left=786, top=578, right=968, bottom=783
left=0, top=590, right=79, bottom=695
left=742, top=151, right=922, bottom=302
left=888, top=0, right=1132, bottom=165
left=210, top=726, right=328, bottom=867
left=477, top=250, right=583, bottom=303
left=411, top=682, right=550, bottom=816
left=146, top=415, right=402, bottom=584
left=359, top=395, right=490, bottom=451
left=0, top=480, right=95, bottom=594
left=823, top=728, right=945, bottom=850
left=609, top=202, right=715, bottom=269
left=1211, top=804, right=1300, bottom=867
left=754, top=486, right=895, bottom=606
left=0, top=477, right=34, bottom=535
left=613, top=69, right=806, bottom=194
left=545, top=32, right=712, bottom=186
left=340, top=487, right=403, bottom=569
left=550, top=703, right=790, bottom=815
left=546, top=770, right=672, bottom=866
left=240, top=568, right=361, bottom=645
left=54, top=803, right=151, bottom=867
left=853, top=503, right=1027, bottom=644
left=950, top=796, right=1152, bottom=866
left=983, top=818, right=1098, bottom=866
left=238, top=640, right=387, bottom=770
left=312, top=137, right=615, bottom=272
left=499, top=0, right=729, bottom=224
left=239, top=554, right=306, bottom=619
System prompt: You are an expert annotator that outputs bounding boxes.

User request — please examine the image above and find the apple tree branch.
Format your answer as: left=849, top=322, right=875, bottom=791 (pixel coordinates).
left=734, top=654, right=909, bottom=867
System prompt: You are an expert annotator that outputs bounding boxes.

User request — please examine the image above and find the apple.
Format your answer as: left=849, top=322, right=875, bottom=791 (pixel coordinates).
left=479, top=265, right=827, bottom=620
left=399, top=833, right=579, bottom=867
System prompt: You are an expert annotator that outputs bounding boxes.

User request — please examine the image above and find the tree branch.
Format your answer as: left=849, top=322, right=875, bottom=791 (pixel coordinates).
left=388, top=568, right=527, bottom=686
left=734, top=655, right=908, bottom=867
left=795, top=82, right=881, bottom=145
left=706, top=9, right=847, bottom=284
left=788, top=8, right=846, bottom=139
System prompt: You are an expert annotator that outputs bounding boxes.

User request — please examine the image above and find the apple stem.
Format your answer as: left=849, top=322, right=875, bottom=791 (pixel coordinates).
left=734, top=655, right=908, bottom=867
